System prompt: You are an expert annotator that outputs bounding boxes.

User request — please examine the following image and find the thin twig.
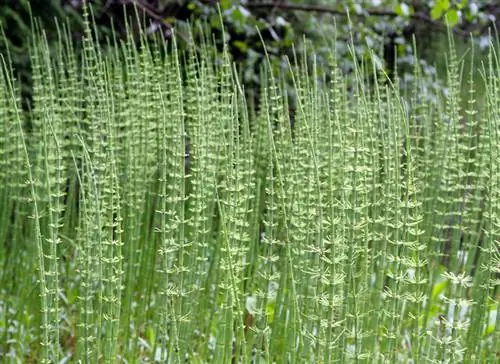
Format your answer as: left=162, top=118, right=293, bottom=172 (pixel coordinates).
left=246, top=1, right=473, bottom=38
left=121, top=0, right=172, bottom=28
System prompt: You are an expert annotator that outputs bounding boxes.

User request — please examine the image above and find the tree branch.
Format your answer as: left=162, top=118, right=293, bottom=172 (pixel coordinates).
left=246, top=1, right=472, bottom=38
left=122, top=0, right=172, bottom=27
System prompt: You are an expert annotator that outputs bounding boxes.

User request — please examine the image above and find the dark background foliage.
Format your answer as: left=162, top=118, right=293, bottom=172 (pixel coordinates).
left=0, top=0, right=498, bottom=113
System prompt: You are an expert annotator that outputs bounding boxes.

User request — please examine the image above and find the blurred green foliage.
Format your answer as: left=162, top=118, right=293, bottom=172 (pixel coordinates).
left=0, top=0, right=498, bottom=111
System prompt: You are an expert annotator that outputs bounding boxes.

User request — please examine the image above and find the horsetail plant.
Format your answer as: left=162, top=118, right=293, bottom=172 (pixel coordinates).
left=0, top=10, right=499, bottom=364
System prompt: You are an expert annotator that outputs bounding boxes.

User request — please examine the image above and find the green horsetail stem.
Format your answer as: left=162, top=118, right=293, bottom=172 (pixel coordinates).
left=0, top=10, right=498, bottom=363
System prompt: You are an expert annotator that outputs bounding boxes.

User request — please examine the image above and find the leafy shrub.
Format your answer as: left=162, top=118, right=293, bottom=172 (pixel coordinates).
left=1, top=0, right=498, bottom=113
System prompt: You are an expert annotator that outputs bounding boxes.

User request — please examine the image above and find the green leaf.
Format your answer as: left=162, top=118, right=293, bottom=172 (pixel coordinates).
left=457, top=0, right=467, bottom=10
left=283, top=26, right=295, bottom=46
left=484, top=323, right=496, bottom=336
left=395, top=3, right=410, bottom=17
left=147, top=326, right=155, bottom=345
left=445, top=9, right=460, bottom=27
left=233, top=40, right=248, bottom=53
left=431, top=279, right=448, bottom=301
left=439, top=0, right=450, bottom=10
left=220, top=0, right=231, bottom=11
left=431, top=0, right=451, bottom=20
left=431, top=5, right=445, bottom=20
left=266, top=302, right=275, bottom=323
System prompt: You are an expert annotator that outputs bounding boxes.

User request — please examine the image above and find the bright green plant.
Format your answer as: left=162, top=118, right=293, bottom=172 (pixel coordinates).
left=0, top=9, right=498, bottom=363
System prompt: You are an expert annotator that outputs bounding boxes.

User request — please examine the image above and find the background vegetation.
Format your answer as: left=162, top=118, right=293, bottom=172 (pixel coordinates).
left=0, top=0, right=498, bottom=112
left=0, top=1, right=499, bottom=363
